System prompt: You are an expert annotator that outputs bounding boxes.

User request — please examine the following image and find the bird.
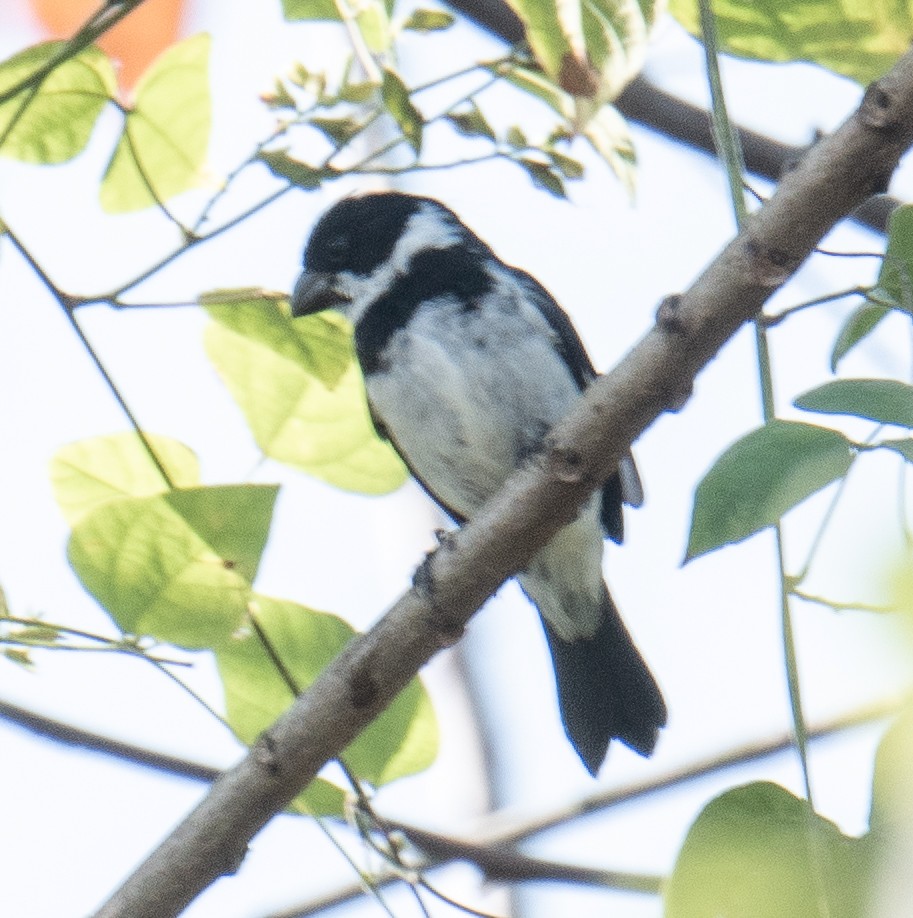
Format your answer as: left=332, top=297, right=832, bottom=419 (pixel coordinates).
left=291, top=191, right=666, bottom=774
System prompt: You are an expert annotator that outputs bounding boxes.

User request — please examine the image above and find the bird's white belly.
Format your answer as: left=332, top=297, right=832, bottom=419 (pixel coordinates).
left=364, top=313, right=580, bottom=519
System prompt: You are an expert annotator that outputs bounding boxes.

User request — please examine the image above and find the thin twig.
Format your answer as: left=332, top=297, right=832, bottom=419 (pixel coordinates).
left=0, top=224, right=175, bottom=487
left=0, top=0, right=150, bottom=106
left=762, top=286, right=870, bottom=328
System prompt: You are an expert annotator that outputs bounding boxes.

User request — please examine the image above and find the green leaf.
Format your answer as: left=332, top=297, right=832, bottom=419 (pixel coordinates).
left=68, top=484, right=277, bottom=648
left=495, top=61, right=573, bottom=119
left=871, top=204, right=913, bottom=312
left=503, top=0, right=658, bottom=106
left=401, top=8, right=456, bottom=31
left=204, top=294, right=408, bottom=495
left=505, top=125, right=529, bottom=148
left=6, top=623, right=62, bottom=645
left=337, top=78, right=377, bottom=104
left=203, top=289, right=351, bottom=386
left=517, top=157, right=566, bottom=197
left=668, top=0, right=912, bottom=84
left=100, top=34, right=212, bottom=212
left=0, top=43, right=117, bottom=163
left=4, top=649, right=34, bottom=669
left=548, top=148, right=585, bottom=179
left=288, top=778, right=349, bottom=817
left=582, top=104, right=636, bottom=195
left=288, top=63, right=328, bottom=98
left=686, top=420, right=853, bottom=560
left=308, top=116, right=362, bottom=147
left=445, top=104, right=496, bottom=141
left=258, top=149, right=334, bottom=189
left=381, top=67, right=423, bottom=155
left=493, top=61, right=638, bottom=192
left=871, top=702, right=913, bottom=832
left=795, top=379, right=913, bottom=428
left=666, top=782, right=869, bottom=918
left=356, top=2, right=393, bottom=53
left=880, top=438, right=913, bottom=463
left=216, top=594, right=438, bottom=796
left=262, top=79, right=298, bottom=111
left=51, top=432, right=199, bottom=525
left=282, top=0, right=340, bottom=20
left=831, top=301, right=891, bottom=370
left=282, top=0, right=391, bottom=47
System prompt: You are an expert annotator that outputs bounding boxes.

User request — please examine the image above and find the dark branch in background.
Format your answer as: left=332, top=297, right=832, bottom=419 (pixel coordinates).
left=443, top=0, right=899, bottom=235
left=392, top=826, right=662, bottom=892
left=91, top=46, right=913, bottom=917
left=0, top=697, right=220, bottom=782
left=272, top=702, right=896, bottom=918
left=0, top=689, right=892, bottom=916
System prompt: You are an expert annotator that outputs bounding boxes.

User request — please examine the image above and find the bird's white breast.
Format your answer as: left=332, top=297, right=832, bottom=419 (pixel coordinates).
left=364, top=276, right=581, bottom=518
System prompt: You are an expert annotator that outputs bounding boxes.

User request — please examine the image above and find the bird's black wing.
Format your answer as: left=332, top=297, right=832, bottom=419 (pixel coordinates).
left=512, top=268, right=596, bottom=390
left=511, top=267, right=627, bottom=543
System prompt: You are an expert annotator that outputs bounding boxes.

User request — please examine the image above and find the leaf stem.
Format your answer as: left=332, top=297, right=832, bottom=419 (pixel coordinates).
left=761, top=286, right=870, bottom=329
left=699, top=2, right=831, bottom=914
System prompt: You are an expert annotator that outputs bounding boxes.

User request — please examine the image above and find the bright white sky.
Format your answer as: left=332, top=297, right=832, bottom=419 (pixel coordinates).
left=1, top=2, right=911, bottom=917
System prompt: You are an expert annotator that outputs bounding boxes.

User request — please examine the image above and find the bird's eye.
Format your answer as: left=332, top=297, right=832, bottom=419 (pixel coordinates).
left=324, top=233, right=349, bottom=264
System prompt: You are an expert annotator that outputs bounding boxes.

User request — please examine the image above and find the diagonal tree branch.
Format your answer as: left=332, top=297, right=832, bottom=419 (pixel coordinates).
left=93, top=47, right=913, bottom=918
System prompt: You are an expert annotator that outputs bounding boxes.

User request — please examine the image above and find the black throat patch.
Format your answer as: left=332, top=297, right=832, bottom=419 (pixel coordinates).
left=355, top=246, right=493, bottom=374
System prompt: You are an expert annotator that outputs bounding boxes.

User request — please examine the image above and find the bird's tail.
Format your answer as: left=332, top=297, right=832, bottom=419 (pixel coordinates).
left=541, top=585, right=666, bottom=775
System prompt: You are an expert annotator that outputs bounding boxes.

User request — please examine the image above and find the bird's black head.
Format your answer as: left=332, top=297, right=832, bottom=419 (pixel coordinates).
left=304, top=192, right=431, bottom=277
left=292, top=192, right=485, bottom=319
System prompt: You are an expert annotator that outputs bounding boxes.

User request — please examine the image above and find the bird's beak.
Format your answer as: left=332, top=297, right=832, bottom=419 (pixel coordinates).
left=290, top=270, right=348, bottom=317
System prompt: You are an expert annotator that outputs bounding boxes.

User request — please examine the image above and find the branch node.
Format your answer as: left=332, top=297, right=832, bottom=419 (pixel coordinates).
left=655, top=294, right=687, bottom=334
left=58, top=292, right=80, bottom=313
left=665, top=379, right=694, bottom=413
left=253, top=732, right=282, bottom=777
left=414, top=539, right=467, bottom=647
left=349, top=664, right=379, bottom=709
left=546, top=438, right=588, bottom=484
left=744, top=237, right=798, bottom=288
left=412, top=538, right=446, bottom=599
left=868, top=170, right=893, bottom=195
left=860, top=80, right=902, bottom=133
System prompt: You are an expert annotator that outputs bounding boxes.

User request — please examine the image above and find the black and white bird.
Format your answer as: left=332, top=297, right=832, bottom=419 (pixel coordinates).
left=291, top=191, right=666, bottom=774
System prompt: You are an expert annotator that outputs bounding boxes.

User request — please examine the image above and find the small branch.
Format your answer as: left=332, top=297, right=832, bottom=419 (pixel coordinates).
left=394, top=824, right=663, bottom=893
left=791, top=589, right=895, bottom=614
left=0, top=696, right=223, bottom=781
left=107, top=186, right=293, bottom=300
left=0, top=0, right=151, bottom=106
left=1, top=225, right=174, bottom=487
left=761, top=286, right=870, bottom=328
left=333, top=0, right=383, bottom=85
left=117, top=109, right=191, bottom=238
